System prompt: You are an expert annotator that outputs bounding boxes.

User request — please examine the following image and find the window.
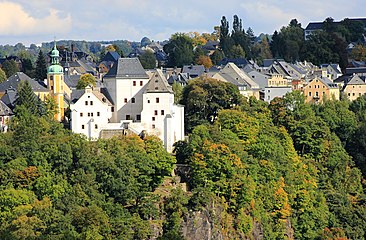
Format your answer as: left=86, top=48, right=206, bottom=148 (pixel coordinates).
left=82, top=125, right=85, bottom=129
left=136, top=115, right=141, bottom=121
left=156, top=97, right=160, bottom=103
left=97, top=112, right=100, bottom=116
left=133, top=81, right=136, bottom=86
left=111, top=107, right=114, bottom=112
left=124, top=98, right=128, bottom=103
left=50, top=76, right=54, bottom=80
left=154, top=110, right=158, bottom=115
left=309, top=86, right=311, bottom=88
left=315, top=92, right=318, bottom=96
left=148, top=100, right=150, bottom=103
left=152, top=124, right=156, bottom=129
left=132, top=98, right=135, bottom=103
left=152, top=117, right=155, bottom=121
left=348, top=93, right=351, bottom=96
left=95, top=124, right=98, bottom=129
left=90, top=101, right=93, bottom=105
left=353, top=93, right=355, bottom=96
left=126, top=115, right=131, bottom=120
left=80, top=113, right=83, bottom=117
left=161, top=110, right=164, bottom=115
left=140, top=81, right=143, bottom=86
left=51, top=86, right=54, bottom=90
left=88, top=113, right=91, bottom=117
left=91, top=112, right=94, bottom=117
left=85, top=101, right=88, bottom=105
left=309, top=92, right=312, bottom=96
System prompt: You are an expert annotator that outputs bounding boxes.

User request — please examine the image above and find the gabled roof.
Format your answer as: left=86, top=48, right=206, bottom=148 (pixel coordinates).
left=0, top=72, right=48, bottom=92
left=219, top=63, right=259, bottom=89
left=104, top=58, right=149, bottom=79
left=347, top=74, right=366, bottom=85
left=1, top=87, right=18, bottom=109
left=0, top=99, right=13, bottom=116
left=70, top=89, right=85, bottom=104
left=182, top=65, right=205, bottom=78
left=311, top=77, right=338, bottom=89
left=64, top=74, right=81, bottom=89
left=102, top=51, right=120, bottom=62
left=219, top=58, right=248, bottom=66
left=346, top=67, right=366, bottom=74
left=145, top=69, right=173, bottom=94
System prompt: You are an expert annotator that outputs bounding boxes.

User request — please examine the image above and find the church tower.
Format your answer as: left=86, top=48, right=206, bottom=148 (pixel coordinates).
left=47, top=41, right=65, bottom=121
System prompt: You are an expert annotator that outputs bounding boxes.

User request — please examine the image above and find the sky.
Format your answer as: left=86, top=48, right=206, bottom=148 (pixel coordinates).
left=0, top=0, right=364, bottom=46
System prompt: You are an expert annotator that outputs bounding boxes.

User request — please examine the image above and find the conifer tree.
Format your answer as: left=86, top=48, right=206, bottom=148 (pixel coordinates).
left=35, top=50, right=47, bottom=81
left=16, top=80, right=44, bottom=116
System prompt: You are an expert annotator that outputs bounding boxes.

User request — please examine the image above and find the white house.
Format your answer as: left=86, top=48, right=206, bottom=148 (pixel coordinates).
left=103, top=58, right=150, bottom=123
left=70, top=58, right=184, bottom=152
left=141, top=69, right=184, bottom=152
left=70, top=85, right=112, bottom=139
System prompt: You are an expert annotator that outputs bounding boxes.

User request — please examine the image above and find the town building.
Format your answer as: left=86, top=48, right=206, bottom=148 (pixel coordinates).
left=303, top=77, right=340, bottom=103
left=343, top=74, right=366, bottom=101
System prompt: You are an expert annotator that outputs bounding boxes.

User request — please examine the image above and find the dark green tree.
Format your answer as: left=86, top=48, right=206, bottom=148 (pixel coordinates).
left=16, top=80, right=44, bottom=116
left=138, top=50, right=156, bottom=69
left=164, top=33, right=194, bottom=67
left=76, top=73, right=96, bottom=89
left=180, top=77, right=243, bottom=132
left=35, top=50, right=47, bottom=81
left=1, top=59, right=19, bottom=78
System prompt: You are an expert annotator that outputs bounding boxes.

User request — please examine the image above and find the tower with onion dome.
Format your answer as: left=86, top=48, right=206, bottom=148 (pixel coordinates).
left=47, top=41, right=65, bottom=121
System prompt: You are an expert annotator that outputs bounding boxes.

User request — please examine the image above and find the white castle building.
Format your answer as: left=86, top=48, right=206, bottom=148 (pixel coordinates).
left=70, top=58, right=184, bottom=152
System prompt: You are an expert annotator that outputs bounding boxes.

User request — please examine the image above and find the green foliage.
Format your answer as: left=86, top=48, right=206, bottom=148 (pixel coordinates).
left=164, top=33, right=194, bottom=67
left=0, top=68, right=6, bottom=83
left=180, top=76, right=243, bottom=132
left=1, top=59, right=19, bottom=78
left=270, top=19, right=304, bottom=62
left=76, top=73, right=96, bottom=89
left=35, top=50, right=47, bottom=81
left=16, top=80, right=45, bottom=116
left=138, top=50, right=156, bottom=69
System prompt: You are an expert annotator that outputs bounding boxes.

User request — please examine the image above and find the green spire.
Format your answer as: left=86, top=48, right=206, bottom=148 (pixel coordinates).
left=48, top=40, right=63, bottom=74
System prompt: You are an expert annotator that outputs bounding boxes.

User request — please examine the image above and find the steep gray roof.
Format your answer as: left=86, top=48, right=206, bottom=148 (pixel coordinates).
left=347, top=74, right=366, bottom=85
left=104, top=58, right=149, bottom=79
left=70, top=89, right=85, bottom=104
left=0, top=99, right=13, bottom=116
left=0, top=72, right=48, bottom=92
left=64, top=74, right=81, bottom=89
left=182, top=65, right=205, bottom=78
left=0, top=87, right=18, bottom=109
left=145, top=69, right=173, bottom=93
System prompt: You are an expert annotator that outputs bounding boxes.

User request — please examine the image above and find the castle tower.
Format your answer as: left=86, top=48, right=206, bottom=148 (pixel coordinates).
left=47, top=41, right=65, bottom=121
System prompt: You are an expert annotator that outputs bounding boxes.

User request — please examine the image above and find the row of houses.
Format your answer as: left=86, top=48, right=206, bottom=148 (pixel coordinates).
left=0, top=43, right=184, bottom=152
left=2, top=40, right=366, bottom=150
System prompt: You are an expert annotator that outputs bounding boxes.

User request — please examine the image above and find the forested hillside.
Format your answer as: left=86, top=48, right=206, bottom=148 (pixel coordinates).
left=1, top=78, right=366, bottom=239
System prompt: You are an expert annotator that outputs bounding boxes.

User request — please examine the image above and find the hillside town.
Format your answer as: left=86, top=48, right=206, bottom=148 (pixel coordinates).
left=2, top=14, right=366, bottom=239
left=1, top=17, right=366, bottom=151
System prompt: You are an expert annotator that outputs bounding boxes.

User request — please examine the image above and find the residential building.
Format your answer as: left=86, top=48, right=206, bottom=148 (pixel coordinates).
left=0, top=72, right=49, bottom=101
left=303, top=77, right=340, bottom=103
left=0, top=99, right=13, bottom=132
left=304, top=18, right=366, bottom=39
left=343, top=74, right=366, bottom=101
left=70, top=85, right=113, bottom=139
left=71, top=58, right=184, bottom=152
left=212, top=62, right=260, bottom=99
left=264, top=74, right=292, bottom=102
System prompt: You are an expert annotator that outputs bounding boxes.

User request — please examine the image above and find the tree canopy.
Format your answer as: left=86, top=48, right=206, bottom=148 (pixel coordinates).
left=76, top=73, right=96, bottom=89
